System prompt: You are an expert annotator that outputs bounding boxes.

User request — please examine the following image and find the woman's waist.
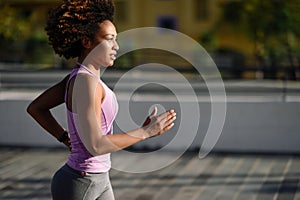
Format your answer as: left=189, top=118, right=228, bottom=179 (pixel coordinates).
left=67, top=152, right=111, bottom=173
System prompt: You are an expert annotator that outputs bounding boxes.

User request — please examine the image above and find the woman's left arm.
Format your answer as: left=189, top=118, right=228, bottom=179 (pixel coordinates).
left=27, top=75, right=71, bottom=149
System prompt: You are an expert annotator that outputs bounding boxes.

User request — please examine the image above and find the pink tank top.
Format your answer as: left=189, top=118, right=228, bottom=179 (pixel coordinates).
left=65, top=65, right=118, bottom=173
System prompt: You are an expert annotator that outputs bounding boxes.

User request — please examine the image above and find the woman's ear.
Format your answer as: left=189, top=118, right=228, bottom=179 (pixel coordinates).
left=81, top=36, right=93, bottom=49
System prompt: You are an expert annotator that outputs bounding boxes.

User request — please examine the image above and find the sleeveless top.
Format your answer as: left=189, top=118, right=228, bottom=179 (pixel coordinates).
left=65, top=65, right=118, bottom=173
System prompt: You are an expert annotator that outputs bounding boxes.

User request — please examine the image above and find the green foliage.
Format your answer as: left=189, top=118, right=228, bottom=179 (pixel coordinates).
left=0, top=4, right=31, bottom=41
left=0, top=3, right=54, bottom=65
left=223, top=0, right=300, bottom=79
left=200, top=31, right=217, bottom=52
left=224, top=0, right=300, bottom=41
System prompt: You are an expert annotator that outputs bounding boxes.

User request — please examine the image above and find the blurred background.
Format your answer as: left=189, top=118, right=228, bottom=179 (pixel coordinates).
left=0, top=0, right=300, bottom=78
left=0, top=0, right=300, bottom=153
left=1, top=1, right=300, bottom=199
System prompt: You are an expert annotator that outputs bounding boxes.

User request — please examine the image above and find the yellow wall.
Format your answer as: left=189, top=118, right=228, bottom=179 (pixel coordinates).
left=115, top=0, right=221, bottom=38
left=114, top=0, right=255, bottom=63
left=4, top=0, right=255, bottom=67
left=5, top=0, right=243, bottom=48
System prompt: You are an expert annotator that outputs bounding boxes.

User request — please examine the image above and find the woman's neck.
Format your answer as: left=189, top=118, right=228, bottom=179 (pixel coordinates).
left=76, top=60, right=100, bottom=78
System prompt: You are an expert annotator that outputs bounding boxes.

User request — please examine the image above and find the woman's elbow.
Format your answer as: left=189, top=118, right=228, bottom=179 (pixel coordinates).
left=26, top=102, right=34, bottom=115
left=26, top=102, right=38, bottom=117
left=88, top=146, right=108, bottom=156
left=88, top=140, right=113, bottom=156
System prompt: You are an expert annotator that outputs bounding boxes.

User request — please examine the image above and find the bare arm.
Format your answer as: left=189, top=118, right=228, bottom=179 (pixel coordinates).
left=73, top=74, right=176, bottom=156
left=26, top=75, right=70, bottom=149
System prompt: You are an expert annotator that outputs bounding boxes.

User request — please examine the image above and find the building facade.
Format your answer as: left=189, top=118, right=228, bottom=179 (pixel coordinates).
left=1, top=0, right=254, bottom=74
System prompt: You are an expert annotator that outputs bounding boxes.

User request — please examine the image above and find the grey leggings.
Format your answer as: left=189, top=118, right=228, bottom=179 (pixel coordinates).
left=51, top=164, right=115, bottom=200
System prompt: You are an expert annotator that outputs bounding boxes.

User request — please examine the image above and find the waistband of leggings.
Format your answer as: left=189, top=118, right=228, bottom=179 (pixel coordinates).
left=65, top=164, right=104, bottom=177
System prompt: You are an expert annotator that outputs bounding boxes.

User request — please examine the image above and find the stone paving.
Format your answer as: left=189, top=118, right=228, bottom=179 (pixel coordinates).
left=0, top=147, right=299, bottom=200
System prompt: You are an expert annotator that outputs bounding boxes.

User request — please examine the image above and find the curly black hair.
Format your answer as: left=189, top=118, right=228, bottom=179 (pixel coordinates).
left=45, top=0, right=114, bottom=59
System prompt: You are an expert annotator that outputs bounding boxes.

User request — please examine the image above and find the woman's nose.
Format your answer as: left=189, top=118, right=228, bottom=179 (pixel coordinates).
left=113, top=40, right=119, bottom=51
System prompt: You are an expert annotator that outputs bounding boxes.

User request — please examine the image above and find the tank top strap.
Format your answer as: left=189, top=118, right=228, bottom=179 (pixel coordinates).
left=76, top=62, right=100, bottom=81
left=64, top=68, right=80, bottom=103
left=65, top=63, right=101, bottom=103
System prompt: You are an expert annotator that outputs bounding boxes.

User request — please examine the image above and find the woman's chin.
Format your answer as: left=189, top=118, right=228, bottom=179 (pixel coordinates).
left=108, top=61, right=116, bottom=67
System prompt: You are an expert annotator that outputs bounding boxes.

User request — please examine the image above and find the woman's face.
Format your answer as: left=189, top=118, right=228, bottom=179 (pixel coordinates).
left=85, top=20, right=119, bottom=67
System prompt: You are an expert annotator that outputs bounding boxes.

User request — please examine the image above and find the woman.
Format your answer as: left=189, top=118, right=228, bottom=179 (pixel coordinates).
left=27, top=0, right=176, bottom=199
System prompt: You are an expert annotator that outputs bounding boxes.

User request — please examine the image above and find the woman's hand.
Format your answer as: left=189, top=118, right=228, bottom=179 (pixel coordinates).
left=141, top=106, right=176, bottom=139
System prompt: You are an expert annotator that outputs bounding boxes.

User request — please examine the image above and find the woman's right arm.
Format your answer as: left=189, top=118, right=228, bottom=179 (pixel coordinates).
left=73, top=74, right=176, bottom=156
left=104, top=107, right=176, bottom=153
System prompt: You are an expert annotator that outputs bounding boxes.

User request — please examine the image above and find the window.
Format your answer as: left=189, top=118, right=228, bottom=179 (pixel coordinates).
left=194, top=0, right=209, bottom=21
left=157, top=16, right=177, bottom=30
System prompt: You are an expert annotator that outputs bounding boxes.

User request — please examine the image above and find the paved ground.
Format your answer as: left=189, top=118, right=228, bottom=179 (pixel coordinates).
left=0, top=147, right=299, bottom=200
